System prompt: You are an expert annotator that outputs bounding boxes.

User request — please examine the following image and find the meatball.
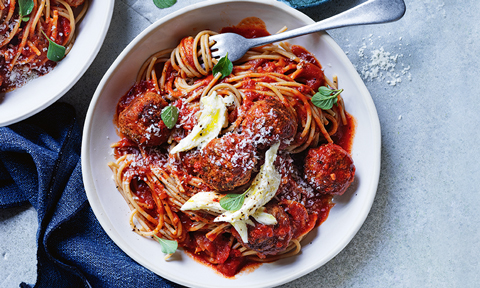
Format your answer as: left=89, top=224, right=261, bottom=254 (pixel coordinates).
left=241, top=98, right=297, bottom=149
left=231, top=203, right=293, bottom=257
left=274, top=152, right=314, bottom=203
left=197, top=133, right=256, bottom=192
left=65, top=0, right=85, bottom=7
left=280, top=200, right=316, bottom=239
left=304, top=143, right=355, bottom=195
left=118, top=92, right=171, bottom=146
left=180, top=149, right=202, bottom=175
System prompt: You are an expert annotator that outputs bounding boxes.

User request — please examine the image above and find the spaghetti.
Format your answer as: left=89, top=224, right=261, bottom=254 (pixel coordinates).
left=0, top=0, right=89, bottom=92
left=109, top=18, right=356, bottom=277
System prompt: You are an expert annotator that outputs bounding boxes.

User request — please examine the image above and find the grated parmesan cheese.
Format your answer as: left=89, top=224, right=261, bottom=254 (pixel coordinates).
left=350, top=34, right=412, bottom=86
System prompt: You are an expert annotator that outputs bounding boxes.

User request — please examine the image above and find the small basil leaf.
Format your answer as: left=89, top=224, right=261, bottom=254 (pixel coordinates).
left=153, top=0, right=177, bottom=8
left=219, top=193, right=246, bottom=211
left=22, top=17, right=30, bottom=22
left=153, top=235, right=178, bottom=254
left=161, top=105, right=179, bottom=129
left=41, top=31, right=66, bottom=62
left=312, top=96, right=335, bottom=110
left=311, top=86, right=343, bottom=110
left=212, top=53, right=233, bottom=80
left=18, top=0, right=34, bottom=18
left=317, top=86, right=333, bottom=96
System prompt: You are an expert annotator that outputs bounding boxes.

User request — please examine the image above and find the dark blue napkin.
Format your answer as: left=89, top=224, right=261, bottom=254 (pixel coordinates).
left=0, top=103, right=182, bottom=288
left=279, top=0, right=329, bottom=8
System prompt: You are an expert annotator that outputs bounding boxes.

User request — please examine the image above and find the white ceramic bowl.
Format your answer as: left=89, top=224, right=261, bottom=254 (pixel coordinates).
left=0, top=0, right=114, bottom=127
left=82, top=1, right=381, bottom=287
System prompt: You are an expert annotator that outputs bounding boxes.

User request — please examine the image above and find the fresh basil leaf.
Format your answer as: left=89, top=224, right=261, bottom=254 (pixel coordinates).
left=311, top=86, right=343, bottom=110
left=22, top=17, right=30, bottom=22
left=41, top=31, right=66, bottom=62
left=18, top=0, right=34, bottom=18
left=153, top=235, right=178, bottom=254
left=219, top=193, right=246, bottom=211
left=313, top=97, right=336, bottom=110
left=153, top=0, right=177, bottom=9
left=161, top=105, right=179, bottom=129
left=317, top=86, right=334, bottom=96
left=212, top=53, right=233, bottom=80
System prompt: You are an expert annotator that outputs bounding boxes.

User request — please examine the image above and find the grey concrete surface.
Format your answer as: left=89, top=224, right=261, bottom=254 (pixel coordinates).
left=1, top=0, right=479, bottom=287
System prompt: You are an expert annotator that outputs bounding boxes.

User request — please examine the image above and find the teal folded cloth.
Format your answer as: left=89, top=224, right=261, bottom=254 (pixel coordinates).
left=280, top=0, right=330, bottom=8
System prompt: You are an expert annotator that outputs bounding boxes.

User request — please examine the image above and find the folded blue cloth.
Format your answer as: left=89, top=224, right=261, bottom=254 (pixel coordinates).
left=0, top=103, right=182, bottom=288
left=279, top=0, right=329, bottom=8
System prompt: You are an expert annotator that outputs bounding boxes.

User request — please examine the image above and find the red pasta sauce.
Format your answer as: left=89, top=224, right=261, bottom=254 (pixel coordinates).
left=113, top=18, right=356, bottom=278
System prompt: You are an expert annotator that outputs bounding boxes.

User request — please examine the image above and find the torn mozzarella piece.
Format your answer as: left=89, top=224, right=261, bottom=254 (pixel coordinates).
left=180, top=191, right=225, bottom=214
left=170, top=91, right=227, bottom=154
left=214, top=142, right=281, bottom=243
left=180, top=192, right=277, bottom=226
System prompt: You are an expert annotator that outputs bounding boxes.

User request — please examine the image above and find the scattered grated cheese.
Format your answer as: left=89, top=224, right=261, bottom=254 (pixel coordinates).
left=352, top=34, right=412, bottom=86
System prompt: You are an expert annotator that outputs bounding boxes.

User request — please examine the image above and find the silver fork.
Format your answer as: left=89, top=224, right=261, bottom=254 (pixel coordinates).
left=210, top=0, right=406, bottom=62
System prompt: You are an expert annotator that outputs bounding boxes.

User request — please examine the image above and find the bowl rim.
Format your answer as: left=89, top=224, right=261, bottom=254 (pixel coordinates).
left=82, top=0, right=381, bottom=287
left=0, top=0, right=115, bottom=127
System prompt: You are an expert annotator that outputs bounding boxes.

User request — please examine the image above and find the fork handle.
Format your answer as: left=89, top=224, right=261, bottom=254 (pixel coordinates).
left=248, top=0, right=406, bottom=47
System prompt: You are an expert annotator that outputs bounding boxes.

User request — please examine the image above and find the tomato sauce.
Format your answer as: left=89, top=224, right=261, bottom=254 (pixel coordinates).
left=331, top=112, right=356, bottom=154
left=291, top=45, right=322, bottom=68
left=187, top=20, right=353, bottom=276
left=220, top=17, right=271, bottom=38
left=0, top=9, right=73, bottom=92
left=131, top=178, right=156, bottom=210
left=180, top=37, right=196, bottom=69
left=57, top=17, right=72, bottom=46
left=113, top=17, right=357, bottom=278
